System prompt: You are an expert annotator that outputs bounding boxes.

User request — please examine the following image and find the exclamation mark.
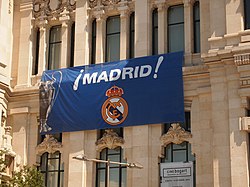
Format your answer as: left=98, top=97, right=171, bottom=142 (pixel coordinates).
left=73, top=69, right=84, bottom=91
left=153, top=56, right=164, bottom=79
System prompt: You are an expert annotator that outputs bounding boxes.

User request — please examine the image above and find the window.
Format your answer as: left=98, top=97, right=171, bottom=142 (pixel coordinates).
left=33, top=28, right=40, bottom=75
left=91, top=19, right=97, bottom=64
left=70, top=22, right=75, bottom=67
left=152, top=9, right=158, bottom=55
left=161, top=112, right=195, bottom=184
left=40, top=151, right=64, bottom=187
left=129, top=12, right=135, bottom=59
left=48, top=26, right=62, bottom=70
left=245, top=0, right=250, bottom=29
left=106, top=16, right=120, bottom=62
left=168, top=5, right=184, bottom=53
left=193, top=1, right=200, bottom=53
left=96, top=128, right=126, bottom=187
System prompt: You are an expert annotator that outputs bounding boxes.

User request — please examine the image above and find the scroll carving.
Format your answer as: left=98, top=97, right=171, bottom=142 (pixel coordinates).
left=96, top=129, right=124, bottom=152
left=36, top=135, right=62, bottom=156
left=160, top=123, right=192, bottom=147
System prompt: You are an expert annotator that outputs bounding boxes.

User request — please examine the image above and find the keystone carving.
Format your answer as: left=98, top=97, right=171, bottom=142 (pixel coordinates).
left=160, top=123, right=192, bottom=146
left=36, top=135, right=62, bottom=156
left=96, top=129, right=124, bottom=152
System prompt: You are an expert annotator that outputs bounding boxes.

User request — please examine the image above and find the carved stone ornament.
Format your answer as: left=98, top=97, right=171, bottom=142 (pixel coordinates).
left=33, top=0, right=76, bottom=20
left=36, top=135, right=62, bottom=156
left=88, top=0, right=132, bottom=8
left=160, top=123, right=192, bottom=147
left=96, top=129, right=125, bottom=152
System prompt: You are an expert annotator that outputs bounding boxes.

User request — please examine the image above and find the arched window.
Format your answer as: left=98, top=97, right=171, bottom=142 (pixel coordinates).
left=40, top=151, right=64, bottom=187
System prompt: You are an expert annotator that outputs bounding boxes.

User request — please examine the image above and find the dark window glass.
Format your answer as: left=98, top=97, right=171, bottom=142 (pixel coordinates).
left=91, top=19, right=97, bottom=64
left=168, top=5, right=184, bottom=53
left=106, top=16, right=120, bottom=62
left=96, top=147, right=126, bottom=187
left=40, top=151, right=64, bottom=187
left=152, top=9, right=158, bottom=55
left=48, top=26, right=61, bottom=70
left=193, top=1, right=200, bottom=53
left=245, top=0, right=250, bottom=29
left=129, top=12, right=135, bottom=59
left=70, top=22, right=75, bottom=67
left=33, top=28, right=40, bottom=75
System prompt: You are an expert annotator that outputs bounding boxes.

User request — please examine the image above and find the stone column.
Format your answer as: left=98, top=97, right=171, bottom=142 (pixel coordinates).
left=95, top=10, right=106, bottom=63
left=156, top=1, right=166, bottom=54
left=118, top=5, right=130, bottom=60
left=37, top=20, right=49, bottom=75
left=60, top=13, right=71, bottom=68
left=16, top=1, right=33, bottom=88
left=184, top=0, right=193, bottom=66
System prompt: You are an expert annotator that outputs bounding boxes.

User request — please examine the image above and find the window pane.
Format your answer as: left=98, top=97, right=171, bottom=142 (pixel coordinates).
left=152, top=9, right=158, bottom=55
left=47, top=172, right=58, bottom=187
left=188, top=143, right=195, bottom=162
left=109, top=168, right=119, bottom=187
left=40, top=153, right=48, bottom=171
left=163, top=144, right=171, bottom=162
left=129, top=13, right=135, bottom=59
left=173, top=150, right=187, bottom=162
left=121, top=168, right=127, bottom=187
left=60, top=172, right=64, bottom=187
left=106, top=34, right=120, bottom=62
left=168, top=24, right=184, bottom=52
left=107, top=16, right=120, bottom=34
left=97, top=169, right=105, bottom=187
left=193, top=2, right=200, bottom=53
left=50, top=27, right=61, bottom=43
left=173, top=142, right=187, bottom=150
left=91, top=20, right=96, bottom=64
left=49, top=43, right=61, bottom=69
left=48, top=158, right=59, bottom=171
left=168, top=5, right=184, bottom=24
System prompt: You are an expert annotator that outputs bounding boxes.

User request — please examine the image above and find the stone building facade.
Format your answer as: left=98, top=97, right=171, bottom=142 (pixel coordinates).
left=0, top=0, right=250, bottom=186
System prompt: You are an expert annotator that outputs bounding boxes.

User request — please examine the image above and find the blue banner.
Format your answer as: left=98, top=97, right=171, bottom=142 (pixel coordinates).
left=39, top=52, right=184, bottom=134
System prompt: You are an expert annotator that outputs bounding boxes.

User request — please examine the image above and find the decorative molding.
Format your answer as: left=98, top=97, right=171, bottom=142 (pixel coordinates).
left=240, top=78, right=250, bottom=87
left=36, top=135, right=62, bottom=156
left=33, top=0, right=76, bottom=21
left=96, top=129, right=125, bottom=152
left=234, top=53, right=250, bottom=66
left=1, top=111, right=6, bottom=127
left=160, top=123, right=192, bottom=147
left=8, top=0, right=13, bottom=14
left=88, top=0, right=133, bottom=8
left=183, top=65, right=209, bottom=76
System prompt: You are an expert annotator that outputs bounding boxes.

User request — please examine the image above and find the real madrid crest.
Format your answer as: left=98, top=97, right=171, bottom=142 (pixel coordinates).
left=101, top=86, right=128, bottom=126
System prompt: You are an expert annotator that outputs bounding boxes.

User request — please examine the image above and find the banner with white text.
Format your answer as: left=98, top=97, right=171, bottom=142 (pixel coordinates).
left=39, top=52, right=184, bottom=134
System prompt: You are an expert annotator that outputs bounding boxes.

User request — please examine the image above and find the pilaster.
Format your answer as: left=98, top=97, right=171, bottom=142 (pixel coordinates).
left=118, top=5, right=130, bottom=60
left=156, top=1, right=166, bottom=54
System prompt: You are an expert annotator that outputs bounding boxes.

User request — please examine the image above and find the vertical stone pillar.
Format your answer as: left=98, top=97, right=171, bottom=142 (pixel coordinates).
left=60, top=14, right=71, bottom=68
left=225, top=60, right=249, bottom=187
left=74, top=0, right=88, bottom=66
left=38, top=20, right=49, bottom=75
left=209, top=63, right=231, bottom=187
left=209, top=0, right=226, bottom=37
left=156, top=2, right=166, bottom=54
left=95, top=11, right=106, bottom=63
left=184, top=0, right=193, bottom=66
left=119, top=6, right=130, bottom=60
left=67, top=131, right=86, bottom=187
left=199, top=0, right=210, bottom=53
left=225, top=0, right=244, bottom=34
left=16, top=1, right=33, bottom=88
